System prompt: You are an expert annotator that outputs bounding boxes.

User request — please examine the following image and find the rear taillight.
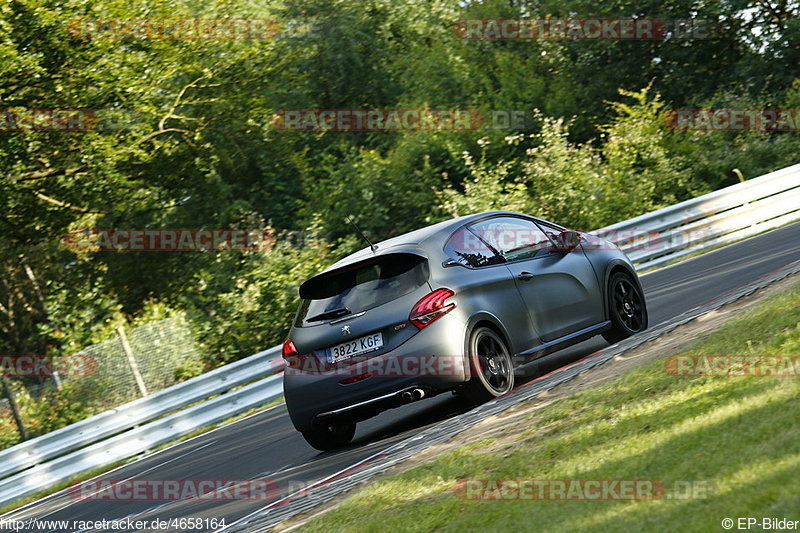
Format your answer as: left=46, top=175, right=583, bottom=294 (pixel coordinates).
left=282, top=339, right=309, bottom=369
left=410, top=288, right=456, bottom=329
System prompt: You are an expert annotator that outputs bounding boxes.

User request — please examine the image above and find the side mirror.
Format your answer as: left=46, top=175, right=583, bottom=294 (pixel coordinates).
left=555, top=230, right=582, bottom=252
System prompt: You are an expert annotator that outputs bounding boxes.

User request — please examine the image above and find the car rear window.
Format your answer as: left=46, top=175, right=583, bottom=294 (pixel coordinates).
left=295, top=253, right=429, bottom=327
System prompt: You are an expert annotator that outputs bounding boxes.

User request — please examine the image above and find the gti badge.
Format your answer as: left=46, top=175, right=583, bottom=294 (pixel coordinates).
left=341, top=325, right=351, bottom=335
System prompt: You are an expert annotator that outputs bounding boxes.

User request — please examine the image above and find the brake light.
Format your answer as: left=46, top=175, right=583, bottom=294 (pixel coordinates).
left=410, top=288, right=456, bottom=329
left=282, top=339, right=296, bottom=356
left=282, top=339, right=309, bottom=369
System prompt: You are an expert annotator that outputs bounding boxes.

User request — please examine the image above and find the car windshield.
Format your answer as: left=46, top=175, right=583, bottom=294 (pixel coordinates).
left=296, top=253, right=429, bottom=327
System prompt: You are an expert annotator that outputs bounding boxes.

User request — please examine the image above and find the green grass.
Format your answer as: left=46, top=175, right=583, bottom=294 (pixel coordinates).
left=297, top=280, right=800, bottom=533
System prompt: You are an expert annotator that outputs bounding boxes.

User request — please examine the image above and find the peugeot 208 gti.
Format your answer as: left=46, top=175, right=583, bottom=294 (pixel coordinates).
left=282, top=211, right=647, bottom=450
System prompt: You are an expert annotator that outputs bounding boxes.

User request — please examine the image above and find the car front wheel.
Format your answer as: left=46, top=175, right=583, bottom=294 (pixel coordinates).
left=602, top=272, right=648, bottom=344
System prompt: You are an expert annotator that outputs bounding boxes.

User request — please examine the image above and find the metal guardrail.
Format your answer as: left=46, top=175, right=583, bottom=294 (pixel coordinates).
left=593, top=163, right=800, bottom=271
left=1, top=163, right=798, bottom=509
left=0, top=375, right=284, bottom=507
left=0, top=347, right=283, bottom=507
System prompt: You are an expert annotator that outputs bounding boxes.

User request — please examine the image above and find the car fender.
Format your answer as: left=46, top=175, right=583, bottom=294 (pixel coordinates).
left=601, top=258, right=645, bottom=320
left=462, top=311, right=516, bottom=371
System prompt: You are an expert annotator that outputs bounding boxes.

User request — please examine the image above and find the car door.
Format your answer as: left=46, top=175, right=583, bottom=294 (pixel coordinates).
left=440, top=227, right=540, bottom=354
left=468, top=216, right=604, bottom=343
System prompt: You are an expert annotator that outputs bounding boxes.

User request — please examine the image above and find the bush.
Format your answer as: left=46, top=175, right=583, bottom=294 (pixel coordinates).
left=185, top=228, right=338, bottom=368
left=439, top=88, right=704, bottom=230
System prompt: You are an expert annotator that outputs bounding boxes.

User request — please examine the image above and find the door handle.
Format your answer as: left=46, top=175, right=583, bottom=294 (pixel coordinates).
left=517, top=271, right=534, bottom=281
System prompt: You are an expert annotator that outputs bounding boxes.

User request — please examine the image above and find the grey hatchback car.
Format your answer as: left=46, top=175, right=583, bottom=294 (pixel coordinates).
left=282, top=211, right=648, bottom=450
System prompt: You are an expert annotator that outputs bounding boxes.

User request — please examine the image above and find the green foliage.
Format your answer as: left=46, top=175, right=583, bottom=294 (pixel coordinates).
left=438, top=137, right=530, bottom=217
left=1, top=379, right=94, bottom=448
left=521, top=117, right=604, bottom=228
left=173, top=359, right=206, bottom=383
left=18, top=383, right=95, bottom=436
left=597, top=87, right=699, bottom=223
left=185, top=229, right=337, bottom=367
left=440, top=88, right=704, bottom=230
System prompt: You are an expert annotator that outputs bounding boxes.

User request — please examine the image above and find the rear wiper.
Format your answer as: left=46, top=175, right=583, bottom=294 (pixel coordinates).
left=306, top=307, right=351, bottom=322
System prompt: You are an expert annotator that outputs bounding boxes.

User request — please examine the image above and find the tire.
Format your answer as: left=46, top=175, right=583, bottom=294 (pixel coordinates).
left=462, top=326, right=514, bottom=404
left=301, top=421, right=356, bottom=451
left=602, top=272, right=648, bottom=344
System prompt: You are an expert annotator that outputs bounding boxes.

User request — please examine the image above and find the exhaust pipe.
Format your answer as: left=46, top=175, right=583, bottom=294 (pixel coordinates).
left=400, top=388, right=426, bottom=403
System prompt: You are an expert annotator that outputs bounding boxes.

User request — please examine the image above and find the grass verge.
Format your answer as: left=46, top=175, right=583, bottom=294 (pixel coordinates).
left=296, top=280, right=800, bottom=532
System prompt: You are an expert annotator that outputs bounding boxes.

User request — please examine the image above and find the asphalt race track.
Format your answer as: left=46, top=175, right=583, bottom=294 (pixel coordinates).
left=5, top=221, right=800, bottom=532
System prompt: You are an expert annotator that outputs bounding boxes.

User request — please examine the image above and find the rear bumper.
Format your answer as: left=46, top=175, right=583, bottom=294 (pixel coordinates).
left=284, top=315, right=467, bottom=432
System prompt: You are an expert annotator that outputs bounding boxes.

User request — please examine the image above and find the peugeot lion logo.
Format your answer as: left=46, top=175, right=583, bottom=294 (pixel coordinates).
left=341, top=325, right=351, bottom=335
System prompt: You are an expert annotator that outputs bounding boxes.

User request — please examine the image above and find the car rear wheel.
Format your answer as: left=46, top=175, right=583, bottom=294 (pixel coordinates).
left=602, top=272, right=648, bottom=344
left=462, top=327, right=514, bottom=404
left=301, top=421, right=356, bottom=451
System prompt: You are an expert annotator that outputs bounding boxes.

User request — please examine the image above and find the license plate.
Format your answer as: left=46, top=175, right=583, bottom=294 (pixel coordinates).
left=327, top=333, right=383, bottom=363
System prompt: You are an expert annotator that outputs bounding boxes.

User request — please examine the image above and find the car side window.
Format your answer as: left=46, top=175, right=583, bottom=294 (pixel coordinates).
left=535, top=220, right=564, bottom=242
left=444, top=227, right=505, bottom=268
left=469, top=216, right=553, bottom=262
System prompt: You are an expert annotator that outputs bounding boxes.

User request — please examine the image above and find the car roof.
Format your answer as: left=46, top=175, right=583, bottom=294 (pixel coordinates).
left=323, top=210, right=543, bottom=272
